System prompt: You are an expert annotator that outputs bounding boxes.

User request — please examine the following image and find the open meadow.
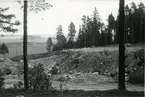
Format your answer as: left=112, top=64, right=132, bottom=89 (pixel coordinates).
left=0, top=36, right=50, bottom=58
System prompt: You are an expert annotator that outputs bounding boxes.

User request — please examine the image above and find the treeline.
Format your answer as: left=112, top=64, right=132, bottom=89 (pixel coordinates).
left=114, top=2, right=145, bottom=44
left=46, top=2, right=145, bottom=51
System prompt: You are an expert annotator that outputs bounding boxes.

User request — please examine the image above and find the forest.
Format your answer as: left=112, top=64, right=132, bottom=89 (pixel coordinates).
left=46, top=2, right=145, bottom=51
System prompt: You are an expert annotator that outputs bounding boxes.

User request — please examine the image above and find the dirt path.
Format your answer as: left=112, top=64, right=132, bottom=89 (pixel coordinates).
left=52, top=81, right=144, bottom=91
left=4, top=75, right=144, bottom=92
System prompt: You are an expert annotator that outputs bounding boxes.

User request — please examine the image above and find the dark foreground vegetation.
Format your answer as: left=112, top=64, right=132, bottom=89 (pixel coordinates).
left=0, top=89, right=144, bottom=97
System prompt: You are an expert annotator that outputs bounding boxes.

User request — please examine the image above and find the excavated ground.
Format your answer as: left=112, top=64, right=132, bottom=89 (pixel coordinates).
left=0, top=45, right=144, bottom=91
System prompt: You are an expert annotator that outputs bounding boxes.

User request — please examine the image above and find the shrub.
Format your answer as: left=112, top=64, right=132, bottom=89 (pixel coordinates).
left=46, top=37, right=53, bottom=52
left=0, top=67, right=12, bottom=75
left=28, top=63, right=52, bottom=90
left=14, top=81, right=23, bottom=89
left=53, top=44, right=59, bottom=51
left=128, top=69, right=144, bottom=84
left=3, top=67, right=12, bottom=75
left=51, top=66, right=59, bottom=75
left=0, top=70, right=5, bottom=90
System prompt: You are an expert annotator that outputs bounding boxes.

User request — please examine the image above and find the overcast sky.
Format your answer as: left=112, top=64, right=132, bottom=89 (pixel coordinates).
left=0, top=0, right=144, bottom=37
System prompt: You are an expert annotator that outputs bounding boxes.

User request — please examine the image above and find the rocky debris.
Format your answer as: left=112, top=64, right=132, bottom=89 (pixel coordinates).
left=93, top=72, right=99, bottom=75
left=53, top=48, right=144, bottom=84
left=1, top=47, right=144, bottom=86
left=13, top=81, right=24, bottom=89
left=0, top=58, right=19, bottom=75
left=19, top=59, right=23, bottom=63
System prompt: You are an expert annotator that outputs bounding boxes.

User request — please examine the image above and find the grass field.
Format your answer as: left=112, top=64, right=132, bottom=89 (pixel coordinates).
left=0, top=39, right=47, bottom=58
left=0, top=35, right=58, bottom=58
left=4, top=42, right=47, bottom=58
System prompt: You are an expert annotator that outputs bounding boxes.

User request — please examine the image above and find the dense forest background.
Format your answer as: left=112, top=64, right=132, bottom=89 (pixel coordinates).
left=46, top=2, right=145, bottom=51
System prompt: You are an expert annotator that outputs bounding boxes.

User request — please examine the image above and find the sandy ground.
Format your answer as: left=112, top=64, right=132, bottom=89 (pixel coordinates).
left=52, top=81, right=144, bottom=91
left=4, top=74, right=144, bottom=92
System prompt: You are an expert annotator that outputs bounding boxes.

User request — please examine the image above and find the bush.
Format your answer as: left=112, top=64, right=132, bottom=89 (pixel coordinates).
left=0, top=70, right=5, bottom=90
left=28, top=63, right=52, bottom=90
left=14, top=81, right=23, bottom=89
left=128, top=69, right=144, bottom=84
left=3, top=67, right=12, bottom=75
left=0, top=67, right=12, bottom=75
left=51, top=66, right=59, bottom=75
left=53, top=44, right=59, bottom=51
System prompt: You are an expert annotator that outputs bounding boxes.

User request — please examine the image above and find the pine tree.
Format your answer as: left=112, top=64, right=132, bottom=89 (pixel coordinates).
left=86, top=16, right=93, bottom=47
left=124, top=5, right=130, bottom=43
left=76, top=26, right=85, bottom=48
left=0, top=43, right=9, bottom=59
left=114, top=2, right=145, bottom=44
left=0, top=7, right=20, bottom=32
left=130, top=2, right=137, bottom=43
left=113, top=15, right=119, bottom=44
left=67, top=22, right=76, bottom=48
left=92, top=8, right=101, bottom=46
left=81, top=15, right=87, bottom=47
left=99, top=23, right=106, bottom=46
left=107, top=13, right=116, bottom=44
left=46, top=37, right=53, bottom=52
left=125, top=2, right=145, bottom=43
left=56, top=25, right=66, bottom=50
left=18, top=0, right=52, bottom=89
left=100, top=31, right=106, bottom=46
left=136, top=2, right=145, bottom=43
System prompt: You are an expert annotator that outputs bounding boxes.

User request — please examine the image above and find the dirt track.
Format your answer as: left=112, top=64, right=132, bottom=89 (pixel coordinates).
left=4, top=74, right=144, bottom=92
left=52, top=80, right=144, bottom=91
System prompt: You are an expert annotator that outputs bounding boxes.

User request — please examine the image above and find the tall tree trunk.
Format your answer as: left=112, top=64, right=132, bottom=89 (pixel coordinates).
left=118, top=0, right=125, bottom=90
left=143, top=18, right=145, bottom=43
left=23, top=0, right=29, bottom=89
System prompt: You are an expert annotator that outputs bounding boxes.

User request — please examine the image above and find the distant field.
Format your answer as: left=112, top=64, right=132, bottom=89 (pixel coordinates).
left=1, top=36, right=144, bottom=59
left=0, top=38, right=48, bottom=58
left=0, top=36, right=58, bottom=58
left=1, top=42, right=47, bottom=58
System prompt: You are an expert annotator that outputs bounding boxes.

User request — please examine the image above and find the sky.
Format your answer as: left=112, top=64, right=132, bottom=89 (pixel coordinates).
left=0, top=0, right=144, bottom=37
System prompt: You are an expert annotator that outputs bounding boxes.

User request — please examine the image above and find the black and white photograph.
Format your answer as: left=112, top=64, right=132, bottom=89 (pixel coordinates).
left=0, top=0, right=144, bottom=97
